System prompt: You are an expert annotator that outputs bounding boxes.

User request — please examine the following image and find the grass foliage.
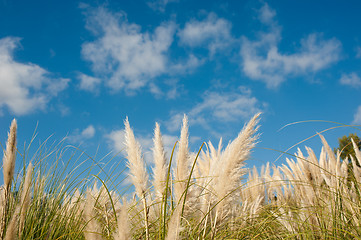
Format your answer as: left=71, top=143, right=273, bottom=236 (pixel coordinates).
left=1, top=114, right=361, bottom=239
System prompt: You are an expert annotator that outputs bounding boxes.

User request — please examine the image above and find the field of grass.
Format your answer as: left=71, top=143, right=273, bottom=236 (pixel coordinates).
left=1, top=113, right=361, bottom=239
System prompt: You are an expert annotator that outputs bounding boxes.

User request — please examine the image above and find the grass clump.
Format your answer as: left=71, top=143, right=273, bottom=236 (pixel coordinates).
left=1, top=114, right=361, bottom=239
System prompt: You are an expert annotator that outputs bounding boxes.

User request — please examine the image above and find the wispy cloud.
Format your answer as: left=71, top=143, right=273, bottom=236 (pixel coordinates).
left=0, top=37, right=69, bottom=115
left=170, top=54, right=205, bottom=74
left=353, top=106, right=361, bottom=124
left=191, top=88, right=261, bottom=122
left=166, top=86, right=263, bottom=132
left=78, top=73, right=102, bottom=93
left=165, top=79, right=184, bottom=99
left=340, top=72, right=361, bottom=88
left=240, top=3, right=342, bottom=88
left=178, top=12, right=235, bottom=56
left=81, top=6, right=176, bottom=94
left=107, top=129, right=126, bottom=155
left=356, top=46, right=361, bottom=59
left=148, top=78, right=186, bottom=100
left=67, top=125, right=96, bottom=144
left=147, top=0, right=179, bottom=12
left=258, top=3, right=276, bottom=25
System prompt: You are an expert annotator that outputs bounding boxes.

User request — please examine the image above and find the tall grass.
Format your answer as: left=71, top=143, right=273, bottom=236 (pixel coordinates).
left=1, top=114, right=361, bottom=239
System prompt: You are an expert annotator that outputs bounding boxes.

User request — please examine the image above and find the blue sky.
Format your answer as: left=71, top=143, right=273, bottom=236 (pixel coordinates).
left=1, top=0, right=361, bottom=176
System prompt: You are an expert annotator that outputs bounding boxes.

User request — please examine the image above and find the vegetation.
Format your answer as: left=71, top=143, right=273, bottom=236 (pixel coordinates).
left=334, top=133, right=361, bottom=160
left=1, top=114, right=361, bottom=239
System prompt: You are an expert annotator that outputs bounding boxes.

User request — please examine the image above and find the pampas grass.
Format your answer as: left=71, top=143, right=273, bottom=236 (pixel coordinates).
left=165, top=203, right=181, bottom=240
left=83, top=186, right=102, bottom=240
left=152, top=123, right=168, bottom=205
left=213, top=112, right=260, bottom=222
left=19, top=162, right=32, bottom=235
left=174, top=115, right=190, bottom=206
left=3, top=119, right=17, bottom=194
left=3, top=113, right=361, bottom=239
left=4, top=211, right=17, bottom=240
left=123, top=117, right=150, bottom=240
left=1, top=119, right=17, bottom=239
left=114, top=197, right=130, bottom=240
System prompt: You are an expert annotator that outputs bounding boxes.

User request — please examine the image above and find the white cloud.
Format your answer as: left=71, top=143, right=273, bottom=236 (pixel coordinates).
left=147, top=0, right=178, bottom=12
left=170, top=54, right=205, bottom=74
left=192, top=90, right=260, bottom=121
left=149, top=83, right=164, bottom=98
left=107, top=129, right=126, bottom=154
left=356, top=46, right=361, bottom=59
left=68, top=125, right=96, bottom=144
left=58, top=103, right=70, bottom=116
left=162, top=134, right=179, bottom=152
left=82, top=125, right=96, bottom=138
left=148, top=79, right=186, bottom=100
left=190, top=87, right=262, bottom=125
left=166, top=87, right=179, bottom=100
left=166, top=113, right=184, bottom=132
left=165, top=79, right=184, bottom=100
left=340, top=72, right=361, bottom=88
left=258, top=3, right=276, bottom=25
left=353, top=106, right=361, bottom=124
left=240, top=4, right=342, bottom=88
left=165, top=86, right=263, bottom=132
left=178, top=13, right=234, bottom=55
left=81, top=6, right=176, bottom=94
left=0, top=37, right=69, bottom=115
left=78, top=73, right=102, bottom=92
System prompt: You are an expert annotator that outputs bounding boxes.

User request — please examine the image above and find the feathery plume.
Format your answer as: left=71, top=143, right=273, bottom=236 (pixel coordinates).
left=319, top=134, right=340, bottom=176
left=0, top=186, right=5, bottom=233
left=84, top=187, right=102, bottom=240
left=4, top=210, right=18, bottom=240
left=19, top=162, right=33, bottom=233
left=351, top=138, right=361, bottom=163
left=174, top=115, right=190, bottom=204
left=165, top=204, right=182, bottom=240
left=1, top=119, right=17, bottom=240
left=123, top=117, right=149, bottom=240
left=198, top=140, right=221, bottom=218
left=242, top=166, right=265, bottom=204
left=124, top=117, right=148, bottom=198
left=3, top=119, right=17, bottom=193
left=114, top=198, right=130, bottom=240
left=152, top=123, right=168, bottom=202
left=214, top=113, right=260, bottom=219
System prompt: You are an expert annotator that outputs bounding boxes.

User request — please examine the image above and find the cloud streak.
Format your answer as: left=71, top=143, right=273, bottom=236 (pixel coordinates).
left=0, top=37, right=69, bottom=115
left=178, top=12, right=235, bottom=56
left=78, top=73, right=102, bottom=93
left=147, top=0, right=179, bottom=12
left=240, top=3, right=342, bottom=88
left=340, top=72, right=361, bottom=88
left=67, top=125, right=96, bottom=144
left=166, top=86, right=263, bottom=132
left=353, top=106, right=361, bottom=124
left=81, top=6, right=176, bottom=94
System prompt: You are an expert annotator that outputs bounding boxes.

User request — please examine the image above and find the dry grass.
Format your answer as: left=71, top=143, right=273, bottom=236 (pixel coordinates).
left=1, top=113, right=361, bottom=239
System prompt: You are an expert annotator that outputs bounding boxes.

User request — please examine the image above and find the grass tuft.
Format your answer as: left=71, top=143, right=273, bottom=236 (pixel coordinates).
left=2, top=113, right=361, bottom=239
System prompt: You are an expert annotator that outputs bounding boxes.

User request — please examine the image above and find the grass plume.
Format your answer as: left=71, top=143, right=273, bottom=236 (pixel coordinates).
left=123, top=117, right=150, bottom=240
left=2, top=113, right=361, bottom=239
